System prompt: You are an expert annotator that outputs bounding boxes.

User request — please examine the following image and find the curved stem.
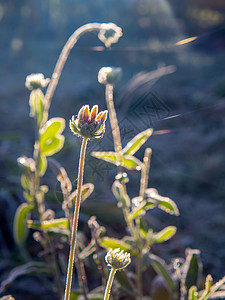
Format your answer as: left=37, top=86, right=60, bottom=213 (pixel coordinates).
left=64, top=137, right=88, bottom=300
left=104, top=268, right=117, bottom=300
left=44, top=23, right=103, bottom=122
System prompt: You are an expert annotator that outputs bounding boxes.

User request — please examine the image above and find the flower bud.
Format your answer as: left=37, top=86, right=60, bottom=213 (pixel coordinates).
left=98, top=67, right=122, bottom=85
left=105, top=248, right=131, bottom=270
left=25, top=73, right=50, bottom=90
left=98, top=23, right=122, bottom=48
left=70, top=105, right=108, bottom=139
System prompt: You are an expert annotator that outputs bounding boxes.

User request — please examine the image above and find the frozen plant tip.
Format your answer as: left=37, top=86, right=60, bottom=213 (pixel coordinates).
left=98, top=23, right=123, bottom=48
left=98, top=67, right=122, bottom=85
left=105, top=248, right=131, bottom=270
left=104, top=248, right=131, bottom=300
left=25, top=73, right=50, bottom=90
left=70, top=105, right=107, bottom=139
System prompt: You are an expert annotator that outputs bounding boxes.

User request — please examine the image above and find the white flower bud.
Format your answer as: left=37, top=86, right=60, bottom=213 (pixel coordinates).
left=25, top=73, right=50, bottom=90
left=105, top=248, right=131, bottom=270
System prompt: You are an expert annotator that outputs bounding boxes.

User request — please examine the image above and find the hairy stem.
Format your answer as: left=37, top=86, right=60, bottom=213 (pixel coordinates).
left=139, top=148, right=152, bottom=198
left=62, top=171, right=89, bottom=299
left=64, top=137, right=88, bottom=300
left=105, top=84, right=122, bottom=153
left=104, top=268, right=117, bottom=300
left=34, top=117, right=63, bottom=298
left=44, top=23, right=103, bottom=122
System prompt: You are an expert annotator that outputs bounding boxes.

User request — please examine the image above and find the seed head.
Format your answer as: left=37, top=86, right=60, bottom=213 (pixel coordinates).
left=70, top=105, right=107, bottom=139
left=105, top=248, right=131, bottom=270
left=98, top=23, right=123, bottom=48
left=25, top=73, right=50, bottom=90
left=98, top=67, right=122, bottom=85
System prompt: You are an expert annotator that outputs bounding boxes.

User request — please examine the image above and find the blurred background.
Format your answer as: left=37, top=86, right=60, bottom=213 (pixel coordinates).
left=0, top=0, right=225, bottom=298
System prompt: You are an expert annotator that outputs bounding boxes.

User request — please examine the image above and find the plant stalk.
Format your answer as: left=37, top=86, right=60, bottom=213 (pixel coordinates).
left=139, top=148, right=152, bottom=198
left=105, top=84, right=122, bottom=153
left=44, top=23, right=103, bottom=122
left=64, top=137, right=88, bottom=300
left=63, top=189, right=89, bottom=300
left=103, top=268, right=117, bottom=300
left=34, top=116, right=63, bottom=298
left=136, top=252, right=142, bottom=300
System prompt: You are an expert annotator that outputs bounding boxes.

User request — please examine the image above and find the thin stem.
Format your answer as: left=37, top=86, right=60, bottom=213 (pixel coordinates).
left=103, top=268, right=117, bottom=300
left=139, top=148, right=152, bottom=198
left=44, top=23, right=103, bottom=122
left=48, top=236, right=64, bottom=298
left=33, top=116, right=43, bottom=218
left=136, top=253, right=142, bottom=300
left=105, top=84, right=122, bottom=153
left=134, top=148, right=152, bottom=299
left=74, top=246, right=89, bottom=300
left=64, top=137, right=88, bottom=300
left=62, top=177, right=89, bottom=299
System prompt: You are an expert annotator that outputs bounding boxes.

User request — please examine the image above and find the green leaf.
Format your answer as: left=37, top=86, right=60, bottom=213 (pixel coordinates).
left=13, top=203, right=33, bottom=245
left=23, top=191, right=34, bottom=203
left=40, top=136, right=64, bottom=157
left=182, top=249, right=202, bottom=299
left=206, top=276, right=225, bottom=299
left=27, top=218, right=70, bottom=232
left=121, top=155, right=143, bottom=170
left=29, top=89, right=44, bottom=125
left=0, top=262, right=49, bottom=294
left=91, top=151, right=143, bottom=170
left=149, top=253, right=176, bottom=294
left=121, top=128, right=153, bottom=155
left=139, top=218, right=149, bottom=239
left=152, top=226, right=177, bottom=244
left=112, top=181, right=130, bottom=208
left=21, top=174, right=30, bottom=190
left=47, top=227, right=70, bottom=238
left=130, top=201, right=156, bottom=220
left=39, top=154, right=47, bottom=176
left=91, top=151, right=118, bottom=164
left=116, top=270, right=134, bottom=293
left=69, top=183, right=94, bottom=204
left=188, top=286, right=198, bottom=300
left=69, top=292, right=81, bottom=300
left=40, top=118, right=65, bottom=156
left=146, top=188, right=179, bottom=216
left=100, top=237, right=134, bottom=254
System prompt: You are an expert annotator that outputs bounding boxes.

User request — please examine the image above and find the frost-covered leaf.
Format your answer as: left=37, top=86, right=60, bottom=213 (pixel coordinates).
left=149, top=253, right=176, bottom=293
left=40, top=118, right=65, bottom=156
left=151, top=226, right=177, bottom=244
left=112, top=180, right=130, bottom=208
left=121, top=128, right=153, bottom=155
left=13, top=203, right=33, bottom=245
left=27, top=218, right=70, bottom=231
left=29, top=89, right=44, bottom=125
left=100, top=237, right=135, bottom=254
left=146, top=188, right=179, bottom=216
left=39, top=154, right=47, bottom=176
left=69, top=183, right=94, bottom=204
